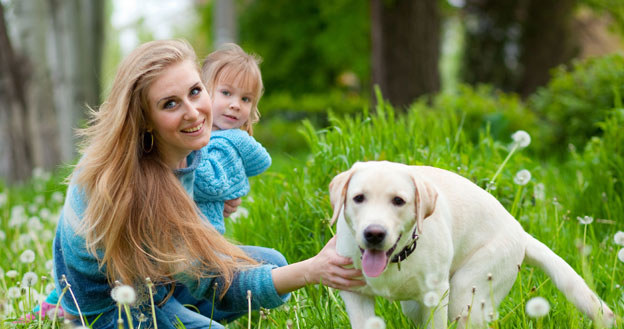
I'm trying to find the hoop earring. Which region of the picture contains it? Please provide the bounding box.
[143,131,154,153]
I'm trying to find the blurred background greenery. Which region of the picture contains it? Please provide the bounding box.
[0,0,623,183]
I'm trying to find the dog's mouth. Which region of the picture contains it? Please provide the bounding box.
[359,233,402,278]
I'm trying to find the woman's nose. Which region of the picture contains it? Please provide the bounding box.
[183,101,200,121]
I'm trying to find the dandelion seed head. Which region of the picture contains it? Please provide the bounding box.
[21,272,38,287]
[20,249,35,264]
[425,272,443,290]
[533,183,545,201]
[112,285,136,305]
[614,232,624,246]
[526,296,550,318]
[0,230,5,241]
[618,248,624,263]
[45,260,54,271]
[6,270,18,279]
[514,170,531,186]
[511,130,531,149]
[286,319,294,329]
[423,291,439,308]
[364,316,386,329]
[577,215,594,225]
[52,191,65,204]
[7,287,21,299]
[0,192,6,206]
[45,283,56,295]
[28,217,43,231]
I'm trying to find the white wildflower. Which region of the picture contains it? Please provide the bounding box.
[525,296,550,318]
[533,183,545,201]
[20,249,36,264]
[577,216,594,225]
[112,285,136,305]
[0,230,5,241]
[8,212,26,228]
[514,170,531,186]
[28,216,43,231]
[364,316,386,329]
[618,248,624,263]
[423,291,440,308]
[51,191,65,204]
[6,270,18,279]
[34,195,45,205]
[39,208,51,221]
[45,282,56,295]
[45,259,54,271]
[511,130,531,149]
[21,272,38,287]
[614,231,624,246]
[7,287,21,299]
[229,206,249,222]
[28,204,38,214]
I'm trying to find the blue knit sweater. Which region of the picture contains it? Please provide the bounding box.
[52,150,285,321]
[194,129,271,234]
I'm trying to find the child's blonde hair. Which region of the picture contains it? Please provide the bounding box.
[202,43,263,135]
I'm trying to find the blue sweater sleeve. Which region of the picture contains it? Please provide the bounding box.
[194,129,271,202]
[177,264,288,312]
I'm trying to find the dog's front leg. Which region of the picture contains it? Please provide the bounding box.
[340,290,375,329]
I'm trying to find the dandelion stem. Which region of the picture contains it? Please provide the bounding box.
[63,279,86,328]
[37,278,45,329]
[487,144,518,192]
[610,251,617,291]
[51,286,69,329]
[123,304,134,328]
[510,185,524,218]
[247,290,252,329]
[146,278,158,329]
[209,282,217,329]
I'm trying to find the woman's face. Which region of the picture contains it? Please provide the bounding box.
[147,60,212,169]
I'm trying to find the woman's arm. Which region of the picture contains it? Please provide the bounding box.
[271,236,365,294]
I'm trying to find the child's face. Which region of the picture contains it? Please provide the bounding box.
[211,82,255,130]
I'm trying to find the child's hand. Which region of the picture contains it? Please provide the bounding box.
[224,198,241,217]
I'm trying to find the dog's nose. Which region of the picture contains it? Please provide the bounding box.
[363,225,386,245]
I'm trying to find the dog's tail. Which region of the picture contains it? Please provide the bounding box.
[523,233,615,327]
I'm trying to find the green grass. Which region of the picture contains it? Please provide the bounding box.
[1,100,623,328]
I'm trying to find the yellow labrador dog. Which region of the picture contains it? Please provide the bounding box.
[329,161,614,329]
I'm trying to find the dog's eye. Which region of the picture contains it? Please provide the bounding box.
[353,194,365,203]
[392,196,406,206]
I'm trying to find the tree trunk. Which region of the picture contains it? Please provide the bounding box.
[518,0,578,96]
[371,0,440,110]
[0,4,34,183]
[0,0,103,184]
[214,0,237,48]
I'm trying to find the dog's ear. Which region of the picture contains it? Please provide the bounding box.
[412,175,438,234]
[329,168,355,225]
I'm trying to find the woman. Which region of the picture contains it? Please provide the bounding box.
[52,39,362,329]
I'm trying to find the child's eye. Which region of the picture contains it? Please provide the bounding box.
[242,96,252,103]
[221,90,231,96]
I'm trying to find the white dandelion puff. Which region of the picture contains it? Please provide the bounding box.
[533,183,545,201]
[6,270,18,279]
[34,195,45,205]
[618,248,624,263]
[614,231,624,246]
[526,296,550,318]
[28,217,43,231]
[514,170,531,186]
[229,206,249,222]
[577,216,594,225]
[0,192,6,206]
[51,191,65,203]
[21,272,38,287]
[511,130,531,149]
[20,249,36,264]
[423,291,440,308]
[7,287,21,299]
[112,285,136,305]
[0,230,5,241]
[45,260,54,271]
[364,316,386,329]
[45,283,56,295]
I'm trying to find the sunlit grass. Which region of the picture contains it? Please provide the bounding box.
[1,101,622,328]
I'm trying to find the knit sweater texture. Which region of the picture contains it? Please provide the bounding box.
[52,150,285,320]
[194,129,271,234]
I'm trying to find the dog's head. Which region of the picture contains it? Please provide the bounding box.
[329,161,438,277]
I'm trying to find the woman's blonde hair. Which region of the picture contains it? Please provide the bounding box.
[201,43,264,135]
[73,39,254,297]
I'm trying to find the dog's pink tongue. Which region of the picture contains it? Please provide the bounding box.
[361,249,388,277]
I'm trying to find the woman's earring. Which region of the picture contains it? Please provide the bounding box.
[143,130,154,153]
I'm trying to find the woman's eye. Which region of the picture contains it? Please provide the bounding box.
[392,197,406,206]
[190,87,201,96]
[353,194,365,203]
[164,100,177,109]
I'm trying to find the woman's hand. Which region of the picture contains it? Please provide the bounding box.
[271,236,365,295]
[223,198,241,217]
[304,236,365,290]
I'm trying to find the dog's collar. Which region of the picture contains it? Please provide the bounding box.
[390,226,419,265]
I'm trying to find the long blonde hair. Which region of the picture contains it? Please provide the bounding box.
[201,43,264,135]
[73,39,254,296]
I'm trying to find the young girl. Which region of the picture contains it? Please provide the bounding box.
[193,43,269,234]
[48,39,363,329]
